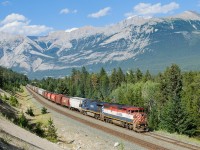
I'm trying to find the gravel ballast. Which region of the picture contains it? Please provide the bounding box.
[27,87,200,150]
[27,88,145,150]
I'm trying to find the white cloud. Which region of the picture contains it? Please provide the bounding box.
[88,7,111,18]
[60,8,70,14]
[125,2,179,17]
[1,1,10,6]
[1,13,27,25]
[60,8,78,14]
[0,13,53,36]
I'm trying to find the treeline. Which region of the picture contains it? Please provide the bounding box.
[0,66,28,93]
[32,65,200,137]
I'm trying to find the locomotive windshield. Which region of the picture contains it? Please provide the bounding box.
[129,109,144,113]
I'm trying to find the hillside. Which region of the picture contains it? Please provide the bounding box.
[0,11,200,78]
[0,88,64,150]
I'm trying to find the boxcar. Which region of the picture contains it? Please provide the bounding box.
[61,96,70,107]
[43,91,47,98]
[47,92,52,100]
[69,97,86,111]
[50,93,57,102]
[55,94,63,104]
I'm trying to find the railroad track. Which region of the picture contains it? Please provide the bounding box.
[144,132,200,150]
[27,87,199,150]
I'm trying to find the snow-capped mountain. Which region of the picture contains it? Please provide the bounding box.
[1,11,200,78]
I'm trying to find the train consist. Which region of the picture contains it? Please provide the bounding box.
[27,85,148,132]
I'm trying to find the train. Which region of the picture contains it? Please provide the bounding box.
[27,84,148,132]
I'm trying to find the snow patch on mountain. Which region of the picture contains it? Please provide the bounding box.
[29,50,53,58]
[32,58,43,71]
[1,11,200,77]
[65,28,78,33]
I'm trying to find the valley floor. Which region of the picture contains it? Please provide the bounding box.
[1,87,200,150]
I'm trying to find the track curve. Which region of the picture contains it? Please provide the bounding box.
[27,87,198,150]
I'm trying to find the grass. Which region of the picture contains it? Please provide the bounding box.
[0,87,59,147]
[155,130,200,145]
[16,86,51,126]
[17,87,58,142]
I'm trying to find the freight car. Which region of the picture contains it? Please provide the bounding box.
[69,97,86,111]
[60,96,70,107]
[47,92,52,100]
[27,84,148,132]
[43,91,48,98]
[50,93,57,102]
[38,88,45,96]
[55,94,63,104]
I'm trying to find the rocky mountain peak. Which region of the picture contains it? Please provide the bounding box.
[0,11,200,78]
[168,11,200,20]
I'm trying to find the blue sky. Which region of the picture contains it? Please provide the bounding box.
[0,0,200,36]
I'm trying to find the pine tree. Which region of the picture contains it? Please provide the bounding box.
[148,106,159,130]
[126,70,136,84]
[99,69,109,100]
[117,88,125,104]
[143,70,152,82]
[159,99,175,132]
[181,72,200,136]
[56,79,69,94]
[116,67,125,87]
[135,68,143,82]
[110,68,117,91]
[158,64,194,134]
[79,67,89,97]
[46,118,58,142]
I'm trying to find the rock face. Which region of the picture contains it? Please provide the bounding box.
[0,11,200,78]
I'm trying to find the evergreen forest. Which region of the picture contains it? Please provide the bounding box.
[31,64,200,137]
[0,66,28,93]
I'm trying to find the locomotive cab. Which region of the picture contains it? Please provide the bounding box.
[127,107,148,132]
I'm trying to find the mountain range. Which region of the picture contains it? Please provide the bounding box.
[0,11,200,78]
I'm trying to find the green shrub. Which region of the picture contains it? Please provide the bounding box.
[34,122,45,137]
[3,94,9,101]
[41,107,47,114]
[19,88,24,93]
[26,107,34,116]
[118,142,125,150]
[46,118,58,142]
[9,96,18,107]
[18,113,28,128]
